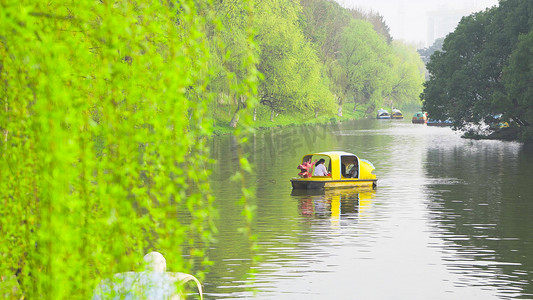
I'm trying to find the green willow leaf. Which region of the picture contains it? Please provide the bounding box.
[0,0,258,298]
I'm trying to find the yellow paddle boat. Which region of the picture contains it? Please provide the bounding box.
[391,108,404,119]
[292,151,377,189]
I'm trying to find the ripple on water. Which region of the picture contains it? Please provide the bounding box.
[205,120,533,299]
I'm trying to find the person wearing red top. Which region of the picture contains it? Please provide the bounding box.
[297,158,316,178]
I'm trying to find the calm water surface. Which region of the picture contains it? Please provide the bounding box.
[202,119,533,299]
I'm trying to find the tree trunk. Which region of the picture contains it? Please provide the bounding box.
[353,102,357,112]
[315,111,318,118]
[253,108,256,122]
[270,109,275,121]
[230,95,247,128]
[3,97,7,149]
[229,106,240,128]
[336,94,342,117]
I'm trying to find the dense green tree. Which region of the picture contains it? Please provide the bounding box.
[491,0,533,130]
[422,9,497,125]
[498,31,533,128]
[418,37,444,65]
[422,0,533,138]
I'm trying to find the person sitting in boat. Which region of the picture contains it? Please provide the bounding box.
[343,158,358,178]
[348,159,358,178]
[297,158,316,178]
[313,159,329,176]
[341,162,347,177]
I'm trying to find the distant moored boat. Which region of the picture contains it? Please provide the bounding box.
[391,109,403,119]
[412,112,427,124]
[376,109,391,119]
[427,119,452,126]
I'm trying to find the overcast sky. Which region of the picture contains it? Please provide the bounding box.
[334,0,499,47]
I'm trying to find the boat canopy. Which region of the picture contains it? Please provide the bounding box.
[301,151,375,180]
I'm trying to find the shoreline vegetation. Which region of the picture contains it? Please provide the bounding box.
[213,103,365,135]
[204,0,427,136]
[213,103,424,135]
[214,102,529,143]
[462,127,523,142]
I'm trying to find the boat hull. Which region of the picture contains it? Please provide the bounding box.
[291,178,377,189]
[427,122,451,126]
[427,120,452,126]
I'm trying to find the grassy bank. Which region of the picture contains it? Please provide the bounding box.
[212,103,373,135]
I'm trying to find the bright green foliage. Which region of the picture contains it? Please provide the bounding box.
[254,0,334,118]
[212,0,424,124]
[299,0,352,59]
[211,0,259,127]
[347,8,392,44]
[387,41,426,107]
[0,0,257,298]
[422,0,533,138]
[337,20,392,109]
[331,20,423,112]
[298,0,423,116]
[300,0,391,57]
[208,0,425,125]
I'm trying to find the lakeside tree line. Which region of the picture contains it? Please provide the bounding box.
[422,0,533,140]
[213,0,425,125]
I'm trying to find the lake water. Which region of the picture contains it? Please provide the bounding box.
[202,119,533,299]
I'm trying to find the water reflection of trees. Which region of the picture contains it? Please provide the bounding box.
[424,143,533,298]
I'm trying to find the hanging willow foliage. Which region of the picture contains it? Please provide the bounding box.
[0,0,257,298]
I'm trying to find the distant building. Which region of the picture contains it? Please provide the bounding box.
[426,8,473,47]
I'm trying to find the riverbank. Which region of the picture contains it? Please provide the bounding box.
[212,103,368,135]
[462,127,525,142]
